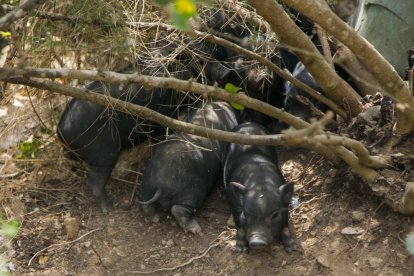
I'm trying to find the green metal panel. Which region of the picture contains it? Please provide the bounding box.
[349,0,414,76]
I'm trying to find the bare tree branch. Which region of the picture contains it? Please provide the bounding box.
[18,3,347,119]
[280,0,414,140]
[129,21,348,119]
[248,0,363,117]
[0,66,309,129]
[333,40,383,96]
[1,71,384,181]
[0,0,46,28]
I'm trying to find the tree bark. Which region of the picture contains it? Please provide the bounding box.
[248,0,363,117]
[280,0,414,140]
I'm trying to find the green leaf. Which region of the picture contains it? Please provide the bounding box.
[224,83,239,94]
[172,11,191,31]
[224,83,245,111]
[230,102,245,111]
[0,219,20,238]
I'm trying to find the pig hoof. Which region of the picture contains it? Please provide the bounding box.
[283,241,297,254]
[151,214,160,223]
[171,205,202,235]
[98,197,113,213]
[234,245,249,253]
[183,221,202,235]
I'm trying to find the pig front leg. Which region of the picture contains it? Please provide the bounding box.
[171,205,202,235]
[235,227,249,253]
[86,166,113,213]
[281,225,297,253]
[141,204,161,223]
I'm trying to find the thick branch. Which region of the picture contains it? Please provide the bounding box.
[0,76,342,156]
[328,144,378,182]
[333,41,382,96]
[1,69,383,181]
[281,0,414,137]
[284,112,387,178]
[249,0,363,117]
[0,66,308,129]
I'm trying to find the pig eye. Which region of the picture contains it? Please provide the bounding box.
[271,211,281,220]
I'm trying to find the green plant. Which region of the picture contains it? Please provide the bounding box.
[16,135,42,160]
[0,218,19,238]
[0,216,19,276]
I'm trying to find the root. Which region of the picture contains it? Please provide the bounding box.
[118,231,233,275]
[27,228,102,266]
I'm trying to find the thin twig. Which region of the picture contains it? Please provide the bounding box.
[119,231,232,275]
[0,0,46,28]
[0,171,23,178]
[128,21,347,119]
[129,172,140,206]
[25,86,48,130]
[316,24,333,66]
[291,194,329,211]
[27,228,101,266]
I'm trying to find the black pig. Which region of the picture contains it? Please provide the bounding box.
[139,101,239,234]
[57,65,191,212]
[283,61,326,119]
[223,122,295,252]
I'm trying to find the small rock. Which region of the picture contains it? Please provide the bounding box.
[166,239,174,247]
[294,266,307,275]
[140,264,146,270]
[64,216,79,240]
[368,257,383,268]
[84,241,91,248]
[236,254,247,265]
[281,260,287,267]
[113,247,127,257]
[329,240,340,253]
[341,227,364,235]
[291,197,300,209]
[317,256,330,268]
[173,273,181,276]
[6,248,16,257]
[7,262,15,273]
[150,254,160,260]
[38,255,48,265]
[351,211,365,222]
[101,257,114,268]
[227,215,235,228]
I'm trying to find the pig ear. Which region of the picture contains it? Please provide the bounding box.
[230,182,247,193]
[279,182,294,204]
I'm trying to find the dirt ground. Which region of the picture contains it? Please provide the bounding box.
[1,94,414,276]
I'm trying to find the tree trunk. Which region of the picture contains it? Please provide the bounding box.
[248,0,363,117]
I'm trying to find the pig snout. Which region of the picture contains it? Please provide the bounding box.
[248,233,270,249]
